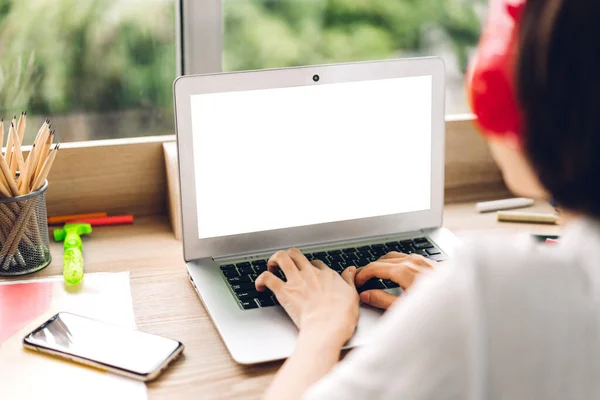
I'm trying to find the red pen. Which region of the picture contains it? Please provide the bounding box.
[66,215,134,226]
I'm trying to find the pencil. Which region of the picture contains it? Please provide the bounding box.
[10,124,25,175]
[31,143,59,191]
[18,144,35,193]
[5,119,14,171]
[0,150,19,196]
[8,123,19,177]
[32,130,52,186]
[0,118,4,156]
[33,118,49,148]
[48,212,108,225]
[16,112,26,143]
[497,211,559,224]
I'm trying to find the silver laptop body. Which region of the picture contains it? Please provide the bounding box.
[174,58,459,364]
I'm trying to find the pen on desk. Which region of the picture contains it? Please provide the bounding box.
[48,212,108,225]
[497,211,559,224]
[476,197,534,213]
[66,215,134,226]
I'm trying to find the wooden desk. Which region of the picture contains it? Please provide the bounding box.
[1,202,560,399]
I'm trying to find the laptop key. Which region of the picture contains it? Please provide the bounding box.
[426,248,442,256]
[252,259,267,266]
[400,239,413,245]
[257,288,273,298]
[330,262,344,273]
[276,269,287,282]
[241,300,259,310]
[249,273,259,281]
[413,237,428,243]
[236,261,251,268]
[223,269,239,278]
[236,291,260,301]
[341,259,357,268]
[382,279,400,289]
[228,275,251,284]
[357,245,371,252]
[358,278,386,292]
[384,244,400,252]
[253,264,267,274]
[258,297,275,307]
[356,258,370,267]
[414,241,434,249]
[371,249,386,257]
[220,264,235,270]
[415,249,428,257]
[342,247,356,254]
[329,255,343,263]
[238,265,254,275]
[231,283,256,292]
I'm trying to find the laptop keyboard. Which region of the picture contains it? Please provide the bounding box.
[219,237,445,310]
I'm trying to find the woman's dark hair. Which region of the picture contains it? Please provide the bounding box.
[517,0,600,217]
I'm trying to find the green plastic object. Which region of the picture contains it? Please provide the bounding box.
[53,223,92,284]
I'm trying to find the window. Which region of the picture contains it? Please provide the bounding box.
[0,0,177,143]
[183,0,486,115]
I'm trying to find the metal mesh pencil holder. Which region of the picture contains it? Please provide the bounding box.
[0,181,51,276]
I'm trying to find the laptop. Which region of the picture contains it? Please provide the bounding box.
[174,57,459,364]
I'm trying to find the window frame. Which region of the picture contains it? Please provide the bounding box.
[180,0,222,74]
[180,1,478,117]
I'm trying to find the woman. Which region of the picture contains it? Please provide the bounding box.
[256,0,600,398]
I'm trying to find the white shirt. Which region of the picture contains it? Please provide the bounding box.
[304,217,600,400]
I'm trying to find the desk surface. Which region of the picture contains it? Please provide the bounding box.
[1,202,560,399]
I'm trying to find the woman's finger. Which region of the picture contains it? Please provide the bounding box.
[405,254,435,268]
[286,248,314,271]
[268,250,301,279]
[360,289,397,309]
[379,251,410,260]
[354,262,401,287]
[341,266,357,286]
[255,271,285,293]
[392,264,420,289]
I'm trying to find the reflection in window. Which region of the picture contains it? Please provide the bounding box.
[0,0,176,143]
[223,0,486,114]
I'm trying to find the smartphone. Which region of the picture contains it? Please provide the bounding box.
[23,312,184,382]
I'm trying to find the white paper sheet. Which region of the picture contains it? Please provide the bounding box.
[0,272,147,400]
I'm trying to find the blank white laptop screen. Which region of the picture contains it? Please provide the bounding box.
[190,75,432,239]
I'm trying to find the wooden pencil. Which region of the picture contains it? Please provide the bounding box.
[0,118,4,156]
[33,119,49,149]
[32,144,59,191]
[16,112,26,143]
[34,130,53,180]
[0,149,20,197]
[5,118,14,172]
[31,128,51,185]
[8,123,19,177]
[18,144,35,193]
[10,124,25,175]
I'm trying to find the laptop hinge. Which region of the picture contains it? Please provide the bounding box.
[213,228,433,262]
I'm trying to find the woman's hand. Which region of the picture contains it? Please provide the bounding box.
[355,252,435,309]
[255,248,360,344]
